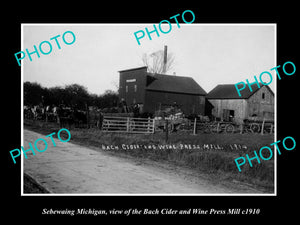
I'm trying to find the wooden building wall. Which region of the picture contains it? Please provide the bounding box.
[208,85,274,124]
[119,68,147,106]
[247,85,274,119]
[144,90,205,115]
[209,99,247,124]
[119,67,206,116]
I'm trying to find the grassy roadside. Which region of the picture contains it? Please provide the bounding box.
[24,120,275,192]
[24,173,50,193]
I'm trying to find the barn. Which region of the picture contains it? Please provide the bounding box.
[206,84,274,124]
[118,66,207,116]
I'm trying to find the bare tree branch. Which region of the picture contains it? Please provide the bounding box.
[141,49,175,75]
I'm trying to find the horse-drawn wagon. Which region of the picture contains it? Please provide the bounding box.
[197,116,274,134]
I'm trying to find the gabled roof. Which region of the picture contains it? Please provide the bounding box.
[206,83,274,99]
[118,66,147,73]
[146,73,207,95]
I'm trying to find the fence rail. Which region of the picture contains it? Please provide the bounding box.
[102,116,155,134]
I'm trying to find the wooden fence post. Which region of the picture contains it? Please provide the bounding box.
[152,118,155,134]
[240,123,244,134]
[261,119,265,135]
[165,120,169,142]
[126,117,130,132]
[270,124,274,134]
[85,103,89,129]
[193,118,197,135]
[147,117,150,133]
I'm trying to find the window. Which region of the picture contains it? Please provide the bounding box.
[223,109,235,122]
[134,84,137,92]
[262,93,265,99]
[126,85,128,93]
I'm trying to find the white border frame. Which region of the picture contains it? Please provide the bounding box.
[20,23,277,196]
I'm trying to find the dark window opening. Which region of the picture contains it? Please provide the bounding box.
[223,109,235,122]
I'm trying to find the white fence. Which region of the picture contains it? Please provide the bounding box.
[102,116,155,134]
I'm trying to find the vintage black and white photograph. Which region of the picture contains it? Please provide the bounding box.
[21,24,276,195]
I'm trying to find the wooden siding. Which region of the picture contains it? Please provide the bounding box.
[144,90,206,115]
[208,85,274,124]
[209,99,247,124]
[247,85,274,119]
[119,67,206,116]
[119,68,148,106]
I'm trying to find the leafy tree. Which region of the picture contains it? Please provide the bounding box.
[64,84,90,109]
[24,81,46,106]
[101,90,119,108]
[46,86,65,106]
[23,81,118,110]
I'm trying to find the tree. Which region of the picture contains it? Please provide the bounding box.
[24,81,46,106]
[23,82,118,110]
[88,90,118,109]
[47,86,65,106]
[63,84,90,109]
[142,49,175,74]
[102,90,119,108]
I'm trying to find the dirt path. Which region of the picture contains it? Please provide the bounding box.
[23,129,262,194]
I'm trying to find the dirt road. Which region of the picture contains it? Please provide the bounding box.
[23,129,262,194]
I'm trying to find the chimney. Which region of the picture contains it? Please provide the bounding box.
[162,45,167,74]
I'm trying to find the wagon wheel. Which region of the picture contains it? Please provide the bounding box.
[271,125,275,133]
[164,122,173,133]
[203,124,211,133]
[169,123,174,133]
[210,124,219,133]
[174,123,182,132]
[244,125,254,134]
[250,123,260,133]
[263,124,275,134]
[225,124,235,133]
[218,123,225,133]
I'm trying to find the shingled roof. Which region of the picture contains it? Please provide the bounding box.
[146,74,207,95]
[206,83,274,99]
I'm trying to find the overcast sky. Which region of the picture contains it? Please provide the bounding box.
[22,24,275,95]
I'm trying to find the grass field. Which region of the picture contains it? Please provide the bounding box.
[24,119,275,192]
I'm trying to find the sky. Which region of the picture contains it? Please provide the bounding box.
[22,24,275,95]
